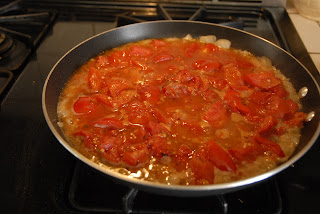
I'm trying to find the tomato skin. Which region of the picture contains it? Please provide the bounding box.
[73,96,96,114]
[254,135,285,157]
[243,71,281,89]
[93,118,124,129]
[153,52,174,63]
[206,140,237,172]
[96,56,109,67]
[203,101,229,128]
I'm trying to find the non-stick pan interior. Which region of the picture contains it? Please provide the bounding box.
[43,21,320,196]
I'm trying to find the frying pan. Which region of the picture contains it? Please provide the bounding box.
[42,21,320,197]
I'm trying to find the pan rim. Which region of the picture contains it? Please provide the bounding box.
[42,20,320,195]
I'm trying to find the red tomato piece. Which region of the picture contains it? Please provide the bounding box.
[94,93,114,108]
[201,43,220,53]
[73,130,95,149]
[224,64,247,90]
[108,50,130,67]
[96,56,109,67]
[93,118,124,129]
[98,136,122,164]
[201,88,219,102]
[132,60,150,71]
[150,39,168,48]
[73,96,96,114]
[206,140,237,172]
[122,144,149,166]
[153,52,174,63]
[138,85,161,104]
[258,116,278,134]
[243,71,281,89]
[234,59,254,69]
[284,112,307,127]
[254,135,285,157]
[224,89,253,116]
[268,83,289,98]
[192,59,222,72]
[203,101,229,128]
[147,136,169,157]
[229,139,264,162]
[207,77,227,90]
[185,42,201,58]
[129,45,152,57]
[107,78,131,97]
[88,67,102,91]
[145,121,171,136]
[189,154,215,184]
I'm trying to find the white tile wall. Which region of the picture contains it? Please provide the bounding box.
[287,1,320,73]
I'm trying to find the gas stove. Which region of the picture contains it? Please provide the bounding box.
[1,1,319,213]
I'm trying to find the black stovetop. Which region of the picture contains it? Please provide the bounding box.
[0,1,320,214]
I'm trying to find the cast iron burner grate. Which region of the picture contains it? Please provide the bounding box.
[0,0,56,71]
[68,161,282,214]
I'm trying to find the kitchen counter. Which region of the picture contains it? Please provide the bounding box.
[287,1,320,73]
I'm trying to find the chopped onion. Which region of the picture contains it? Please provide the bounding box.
[183,34,193,41]
[215,39,231,49]
[199,35,217,43]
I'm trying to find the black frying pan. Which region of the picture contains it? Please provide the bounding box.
[42,21,320,197]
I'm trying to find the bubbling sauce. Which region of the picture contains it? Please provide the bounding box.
[58,35,306,185]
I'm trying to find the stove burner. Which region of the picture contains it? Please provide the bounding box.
[0,0,56,71]
[0,69,13,101]
[0,33,14,57]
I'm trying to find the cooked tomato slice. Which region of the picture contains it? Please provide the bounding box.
[206,140,237,172]
[88,67,102,91]
[73,130,95,149]
[189,149,215,184]
[229,139,264,162]
[192,59,222,72]
[201,43,220,53]
[93,118,124,129]
[254,135,285,157]
[73,96,96,114]
[203,101,229,128]
[129,45,152,57]
[98,136,122,164]
[122,144,149,166]
[224,89,253,116]
[138,85,161,104]
[284,112,307,127]
[258,116,278,134]
[224,64,248,90]
[153,52,174,63]
[150,39,168,48]
[96,56,109,67]
[107,78,131,97]
[185,42,201,57]
[147,135,169,158]
[207,77,227,90]
[243,71,281,89]
[94,93,114,108]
